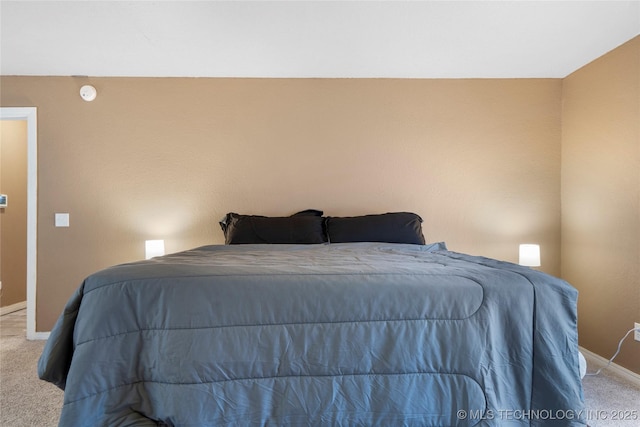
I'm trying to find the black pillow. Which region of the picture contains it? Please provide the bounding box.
[290,209,324,217]
[220,210,326,244]
[325,212,426,244]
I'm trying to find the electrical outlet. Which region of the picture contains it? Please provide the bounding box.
[635,323,640,342]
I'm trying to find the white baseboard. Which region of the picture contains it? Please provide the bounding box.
[579,346,640,387]
[28,331,50,341]
[0,300,27,316]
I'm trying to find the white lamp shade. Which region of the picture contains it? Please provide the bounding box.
[145,240,165,259]
[519,244,541,267]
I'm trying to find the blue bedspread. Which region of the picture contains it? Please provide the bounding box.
[39,242,586,426]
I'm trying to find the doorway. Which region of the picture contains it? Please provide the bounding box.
[0,108,38,339]
[0,120,28,314]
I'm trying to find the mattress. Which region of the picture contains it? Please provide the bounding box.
[38,242,586,426]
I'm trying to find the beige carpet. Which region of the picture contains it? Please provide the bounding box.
[581,367,640,427]
[0,335,63,426]
[1,314,639,426]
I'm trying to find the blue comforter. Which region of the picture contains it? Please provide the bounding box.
[39,242,586,426]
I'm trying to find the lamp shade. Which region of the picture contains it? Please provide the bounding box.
[145,240,165,259]
[519,244,540,267]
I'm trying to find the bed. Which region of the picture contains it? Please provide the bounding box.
[38,212,586,426]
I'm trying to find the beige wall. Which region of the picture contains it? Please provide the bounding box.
[0,120,28,307]
[562,36,640,374]
[0,77,562,332]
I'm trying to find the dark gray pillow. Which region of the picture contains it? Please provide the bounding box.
[325,212,425,244]
[220,210,326,244]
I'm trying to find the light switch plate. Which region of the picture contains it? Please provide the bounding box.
[55,213,70,227]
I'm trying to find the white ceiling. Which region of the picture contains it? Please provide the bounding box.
[1,1,639,78]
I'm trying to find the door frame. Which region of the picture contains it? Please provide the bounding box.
[0,107,40,339]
